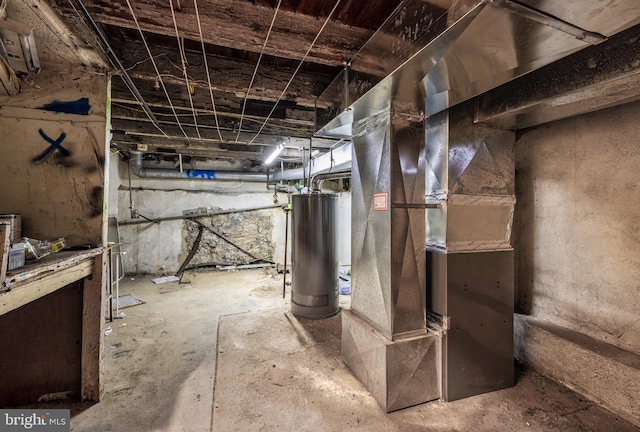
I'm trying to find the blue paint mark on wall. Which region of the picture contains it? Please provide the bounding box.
[32,129,70,163]
[185,170,217,179]
[41,97,91,115]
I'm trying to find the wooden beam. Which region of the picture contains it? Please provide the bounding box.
[110,98,315,133]
[112,133,307,162]
[110,39,334,107]
[73,0,372,67]
[0,223,9,286]
[113,140,267,160]
[111,117,338,147]
[81,251,107,401]
[111,117,293,146]
[113,142,267,160]
[109,80,317,136]
[111,115,313,142]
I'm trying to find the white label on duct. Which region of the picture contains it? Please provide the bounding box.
[373,192,388,211]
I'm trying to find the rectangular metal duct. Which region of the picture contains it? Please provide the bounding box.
[514,0,640,37]
[343,99,440,412]
[350,106,427,340]
[315,0,640,138]
[343,94,517,411]
[475,24,640,130]
[425,103,515,252]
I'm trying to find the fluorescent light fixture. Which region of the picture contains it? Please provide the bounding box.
[311,150,320,157]
[265,143,285,165]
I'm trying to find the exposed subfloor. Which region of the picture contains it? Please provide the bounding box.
[62,269,638,431]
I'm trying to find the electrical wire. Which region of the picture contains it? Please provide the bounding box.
[169,0,201,139]
[234,0,282,144]
[124,0,186,138]
[193,0,224,142]
[248,0,343,145]
[124,53,183,73]
[71,0,166,135]
[111,102,312,134]
[64,0,113,65]
[130,72,211,87]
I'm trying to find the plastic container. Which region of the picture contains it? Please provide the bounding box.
[8,244,24,270]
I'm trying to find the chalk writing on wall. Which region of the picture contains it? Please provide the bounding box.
[32,129,70,163]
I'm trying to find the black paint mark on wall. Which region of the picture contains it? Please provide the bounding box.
[88,186,103,218]
[41,98,91,116]
[53,151,78,169]
[84,157,106,174]
[32,129,72,163]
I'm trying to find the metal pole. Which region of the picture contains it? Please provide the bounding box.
[193,220,265,262]
[282,207,290,299]
[308,138,313,190]
[107,246,114,322]
[114,249,122,319]
[127,157,135,218]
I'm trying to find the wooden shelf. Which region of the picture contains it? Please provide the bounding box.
[1,248,103,317]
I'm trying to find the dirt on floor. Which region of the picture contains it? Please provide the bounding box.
[213,308,639,432]
[30,269,638,432]
[70,269,287,432]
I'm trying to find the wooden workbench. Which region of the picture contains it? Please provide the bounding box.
[0,248,106,404]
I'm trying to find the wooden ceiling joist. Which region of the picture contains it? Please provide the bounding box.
[110,38,335,108]
[68,0,372,66]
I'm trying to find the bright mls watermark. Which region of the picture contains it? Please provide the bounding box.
[0,410,69,432]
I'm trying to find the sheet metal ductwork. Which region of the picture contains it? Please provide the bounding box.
[425,101,516,402]
[475,23,640,130]
[342,101,440,412]
[315,0,640,139]
[342,95,515,411]
[332,0,640,413]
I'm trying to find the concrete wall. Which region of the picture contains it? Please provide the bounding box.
[111,158,352,274]
[515,100,640,355]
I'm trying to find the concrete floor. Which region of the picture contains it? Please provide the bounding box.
[64,269,637,431]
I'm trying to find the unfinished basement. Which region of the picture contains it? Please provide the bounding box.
[1,0,640,431]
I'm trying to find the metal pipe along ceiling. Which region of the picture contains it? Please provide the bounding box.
[128,144,352,182]
[129,152,268,181]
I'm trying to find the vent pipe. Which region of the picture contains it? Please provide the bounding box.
[129,151,268,182]
[129,143,352,183]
